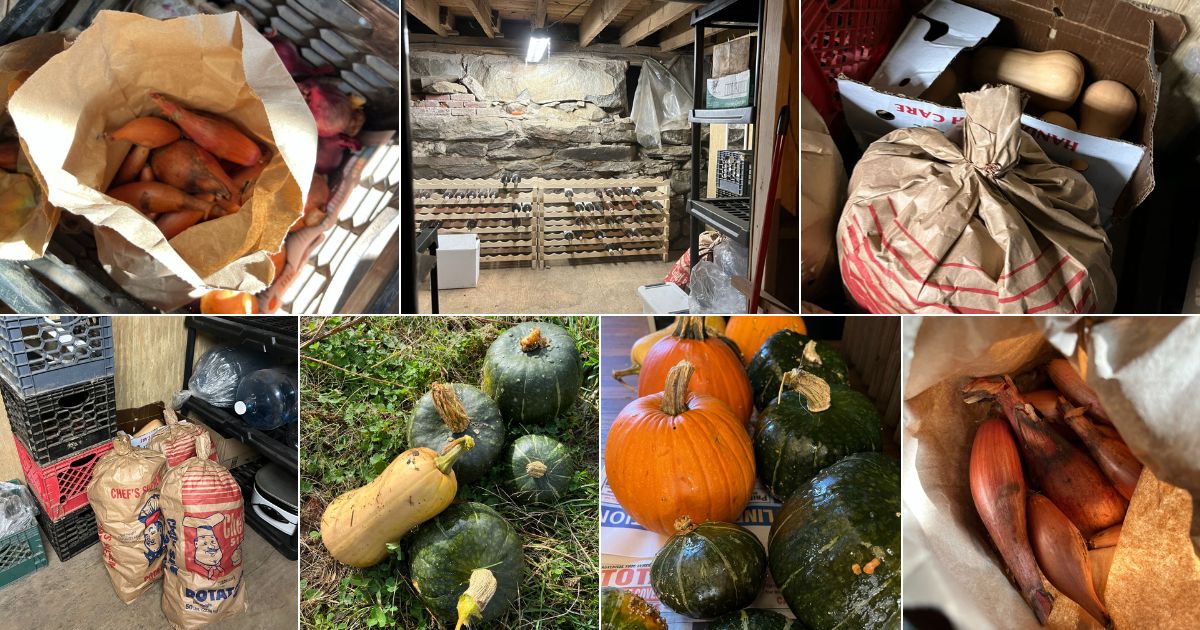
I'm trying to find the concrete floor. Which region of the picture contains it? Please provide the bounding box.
[420,260,676,313]
[0,525,296,630]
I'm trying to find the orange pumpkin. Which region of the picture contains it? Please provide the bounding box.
[725,316,807,364]
[200,290,258,314]
[606,360,755,535]
[638,317,752,421]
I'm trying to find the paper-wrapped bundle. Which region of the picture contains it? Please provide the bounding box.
[9,10,316,309]
[837,85,1116,314]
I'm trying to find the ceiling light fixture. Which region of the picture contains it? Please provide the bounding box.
[527,28,550,63]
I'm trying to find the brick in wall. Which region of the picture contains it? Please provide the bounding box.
[450,93,476,101]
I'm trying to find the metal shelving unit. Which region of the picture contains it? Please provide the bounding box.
[687,0,764,268]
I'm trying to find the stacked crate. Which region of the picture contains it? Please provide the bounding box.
[0,480,47,590]
[0,317,117,562]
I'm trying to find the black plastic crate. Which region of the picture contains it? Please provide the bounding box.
[1,376,116,467]
[0,317,114,397]
[34,502,98,563]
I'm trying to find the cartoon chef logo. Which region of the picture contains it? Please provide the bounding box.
[138,493,165,565]
[183,513,241,580]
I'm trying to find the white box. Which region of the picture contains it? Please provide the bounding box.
[437,233,479,289]
[638,282,689,314]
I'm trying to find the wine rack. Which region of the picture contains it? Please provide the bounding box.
[413,177,670,269]
[412,178,537,268]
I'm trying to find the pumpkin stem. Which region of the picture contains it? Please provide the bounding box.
[803,340,823,365]
[777,368,832,412]
[671,316,709,340]
[673,515,697,535]
[520,328,547,352]
[526,460,548,478]
[455,568,497,630]
[660,360,696,416]
[435,435,475,475]
[431,383,471,433]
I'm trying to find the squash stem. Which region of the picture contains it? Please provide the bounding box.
[436,436,475,475]
[660,360,696,415]
[526,460,548,479]
[455,568,497,630]
[520,327,547,352]
[431,383,471,433]
[778,368,832,412]
[671,316,708,340]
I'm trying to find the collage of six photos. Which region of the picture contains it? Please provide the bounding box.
[0,0,1194,629]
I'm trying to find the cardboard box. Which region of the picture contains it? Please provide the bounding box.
[713,35,753,78]
[188,416,261,469]
[437,233,479,289]
[116,402,169,448]
[836,0,1185,224]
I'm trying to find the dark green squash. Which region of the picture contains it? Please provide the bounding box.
[482,322,582,424]
[649,517,766,619]
[709,609,797,630]
[510,434,574,504]
[747,330,847,410]
[601,587,667,630]
[409,502,524,629]
[755,371,881,501]
[768,453,900,630]
[408,383,505,484]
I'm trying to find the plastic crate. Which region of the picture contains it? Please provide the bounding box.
[0,317,114,397]
[1,376,117,467]
[34,501,98,563]
[0,481,47,590]
[801,0,908,130]
[14,436,112,521]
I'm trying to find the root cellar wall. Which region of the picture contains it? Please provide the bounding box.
[409,50,694,252]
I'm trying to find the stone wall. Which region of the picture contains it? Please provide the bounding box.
[409,50,694,252]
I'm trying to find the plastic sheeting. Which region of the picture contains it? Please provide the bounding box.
[630,58,693,148]
[0,481,35,538]
[689,239,749,313]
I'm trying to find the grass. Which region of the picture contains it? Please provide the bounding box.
[298,316,599,630]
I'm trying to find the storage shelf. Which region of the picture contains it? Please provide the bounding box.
[183,397,297,474]
[230,460,297,561]
[688,198,752,245]
[184,317,297,357]
[693,0,760,28]
[689,107,755,125]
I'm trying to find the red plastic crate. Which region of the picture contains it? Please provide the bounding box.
[14,435,112,521]
[802,0,909,131]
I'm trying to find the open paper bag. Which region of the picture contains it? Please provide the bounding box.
[902,316,1200,629]
[9,10,316,309]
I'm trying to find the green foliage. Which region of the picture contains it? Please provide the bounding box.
[299,316,600,630]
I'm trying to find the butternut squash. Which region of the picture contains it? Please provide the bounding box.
[1079,80,1136,139]
[921,67,959,106]
[972,47,1084,110]
[320,436,474,568]
[1041,111,1077,130]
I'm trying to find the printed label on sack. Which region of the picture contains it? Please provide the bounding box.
[166,507,244,580]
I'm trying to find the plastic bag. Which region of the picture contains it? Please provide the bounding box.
[0,481,35,537]
[688,239,748,313]
[174,346,271,409]
[630,59,692,148]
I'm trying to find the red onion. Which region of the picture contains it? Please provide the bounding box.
[315,134,360,174]
[300,79,358,138]
[264,29,334,78]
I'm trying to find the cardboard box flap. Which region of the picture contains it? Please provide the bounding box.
[967,0,1186,59]
[870,0,1000,98]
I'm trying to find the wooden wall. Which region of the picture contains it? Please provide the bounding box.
[0,317,190,482]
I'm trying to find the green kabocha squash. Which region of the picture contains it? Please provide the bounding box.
[755,370,881,500]
[768,453,900,630]
[601,587,667,630]
[650,517,767,619]
[409,502,524,629]
[409,383,505,484]
[482,322,582,424]
[709,609,796,630]
[510,434,574,504]
[747,330,847,410]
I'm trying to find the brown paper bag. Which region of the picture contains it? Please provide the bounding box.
[837,85,1116,314]
[0,33,68,260]
[160,433,246,629]
[149,407,219,468]
[9,10,316,309]
[86,435,169,604]
[902,316,1200,629]
[800,95,845,301]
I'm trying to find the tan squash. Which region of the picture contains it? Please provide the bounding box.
[1079,80,1136,139]
[612,316,725,382]
[972,47,1084,110]
[1041,111,1077,130]
[320,436,474,568]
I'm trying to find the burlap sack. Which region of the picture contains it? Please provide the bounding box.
[800,95,846,301]
[160,433,246,629]
[148,407,218,468]
[86,435,168,604]
[836,85,1116,314]
[8,10,317,310]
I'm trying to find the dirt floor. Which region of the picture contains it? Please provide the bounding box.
[419,259,676,313]
[0,525,296,630]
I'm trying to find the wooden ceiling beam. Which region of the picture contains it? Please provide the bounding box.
[463,0,501,38]
[533,0,548,29]
[619,2,702,47]
[658,15,726,52]
[578,0,633,47]
[404,0,452,37]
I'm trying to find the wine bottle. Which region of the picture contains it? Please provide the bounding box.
[564,188,574,199]
[521,202,531,212]
[574,202,585,212]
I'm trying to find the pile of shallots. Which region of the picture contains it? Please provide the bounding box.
[963,358,1140,629]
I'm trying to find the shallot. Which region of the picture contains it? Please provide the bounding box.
[1027,494,1113,629]
[1057,399,1142,501]
[1046,359,1112,424]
